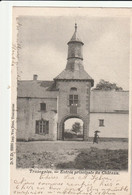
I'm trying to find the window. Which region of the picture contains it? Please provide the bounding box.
[69,95,78,106]
[69,94,78,114]
[70,87,77,91]
[99,119,104,127]
[40,103,46,111]
[36,120,49,134]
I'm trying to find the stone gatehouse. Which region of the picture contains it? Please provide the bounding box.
[17,24,129,141]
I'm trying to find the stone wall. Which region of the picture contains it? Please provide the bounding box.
[17,98,57,141]
[68,42,83,59]
[89,113,128,138]
[56,80,91,140]
[17,90,129,141]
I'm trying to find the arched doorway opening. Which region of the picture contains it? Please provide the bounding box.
[62,117,84,141]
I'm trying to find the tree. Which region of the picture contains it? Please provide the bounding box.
[72,122,81,135]
[93,79,123,91]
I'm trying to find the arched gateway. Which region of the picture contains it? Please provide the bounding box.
[60,115,85,140]
[54,24,94,141]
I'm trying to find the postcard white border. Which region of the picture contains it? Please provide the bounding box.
[0,2,132,195]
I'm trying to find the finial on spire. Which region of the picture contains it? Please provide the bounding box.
[75,23,77,32]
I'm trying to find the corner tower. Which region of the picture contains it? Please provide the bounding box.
[55,24,94,141]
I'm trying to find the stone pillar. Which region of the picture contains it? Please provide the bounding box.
[83,116,89,141]
[58,121,63,140]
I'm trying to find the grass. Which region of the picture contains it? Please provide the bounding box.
[16,141,128,170]
[17,151,56,168]
[56,148,128,170]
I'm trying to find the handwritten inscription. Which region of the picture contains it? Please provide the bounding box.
[12,171,129,195]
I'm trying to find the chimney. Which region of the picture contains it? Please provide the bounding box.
[33,74,38,80]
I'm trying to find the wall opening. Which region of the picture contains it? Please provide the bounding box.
[63,118,84,141]
[36,119,49,135]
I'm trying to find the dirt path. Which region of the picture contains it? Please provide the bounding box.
[17,140,128,153]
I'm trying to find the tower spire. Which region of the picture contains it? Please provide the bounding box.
[68,23,83,44]
[67,24,83,62]
[54,24,94,87]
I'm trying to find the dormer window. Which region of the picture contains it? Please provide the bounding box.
[40,103,46,111]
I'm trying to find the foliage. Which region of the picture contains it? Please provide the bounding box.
[77,134,83,138]
[72,122,81,134]
[93,79,123,91]
[64,132,77,139]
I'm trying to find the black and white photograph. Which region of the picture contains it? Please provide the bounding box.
[14,7,130,171]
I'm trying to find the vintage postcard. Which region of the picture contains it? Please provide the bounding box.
[11,7,131,195]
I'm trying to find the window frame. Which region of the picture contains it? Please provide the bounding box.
[70,87,77,92]
[99,119,104,127]
[40,103,46,111]
[69,94,79,106]
[36,119,49,135]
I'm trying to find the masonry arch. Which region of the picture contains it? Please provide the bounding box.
[60,115,86,141]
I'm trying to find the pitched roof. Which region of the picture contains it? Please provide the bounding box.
[54,69,94,86]
[17,80,58,98]
[90,90,129,113]
[54,24,93,85]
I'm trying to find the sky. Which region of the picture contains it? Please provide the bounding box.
[17,14,130,90]
[65,118,83,129]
